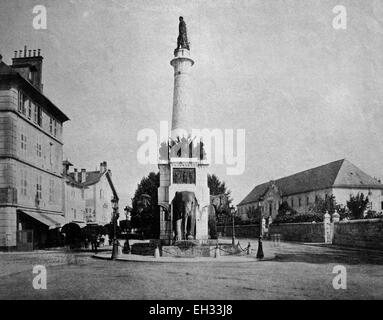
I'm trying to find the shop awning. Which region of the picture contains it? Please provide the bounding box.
[19,210,66,230]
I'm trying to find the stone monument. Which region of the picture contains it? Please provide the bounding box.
[158,17,210,245]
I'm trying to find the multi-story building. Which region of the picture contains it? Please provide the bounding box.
[0,48,69,250]
[67,161,117,227]
[62,160,86,227]
[238,159,383,221]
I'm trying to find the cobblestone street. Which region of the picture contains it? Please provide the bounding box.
[1,239,383,300]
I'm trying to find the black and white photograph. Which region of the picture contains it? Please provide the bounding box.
[1,0,383,306]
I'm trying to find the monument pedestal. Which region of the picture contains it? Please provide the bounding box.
[158,158,210,244]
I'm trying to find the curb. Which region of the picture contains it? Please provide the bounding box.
[92,253,275,263]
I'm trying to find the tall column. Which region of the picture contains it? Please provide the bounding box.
[170,48,195,139]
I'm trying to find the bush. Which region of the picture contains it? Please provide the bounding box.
[364,210,383,219]
[274,211,324,224]
[346,193,369,220]
[273,201,324,224]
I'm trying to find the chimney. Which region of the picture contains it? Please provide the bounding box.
[12,46,44,92]
[81,169,86,183]
[62,160,73,177]
[74,168,78,182]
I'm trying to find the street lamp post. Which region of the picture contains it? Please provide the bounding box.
[256,207,264,259]
[111,197,120,260]
[230,206,236,246]
[123,206,132,254]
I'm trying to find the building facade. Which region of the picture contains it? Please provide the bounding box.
[62,160,86,226]
[238,159,383,222]
[67,161,116,227]
[0,48,69,250]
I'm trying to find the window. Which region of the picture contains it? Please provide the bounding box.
[306,196,310,206]
[49,117,53,134]
[49,179,54,202]
[22,97,28,115]
[100,189,103,200]
[298,198,302,207]
[36,175,42,201]
[37,106,42,126]
[20,134,27,151]
[34,104,38,123]
[291,199,294,208]
[18,91,26,114]
[54,120,57,137]
[381,201,383,210]
[36,143,42,157]
[20,170,27,197]
[28,100,32,119]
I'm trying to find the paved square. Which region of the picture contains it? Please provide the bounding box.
[1,239,383,299]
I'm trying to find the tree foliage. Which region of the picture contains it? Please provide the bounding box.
[131,172,160,238]
[274,199,325,224]
[346,193,369,220]
[245,206,262,224]
[208,174,232,224]
[308,194,337,215]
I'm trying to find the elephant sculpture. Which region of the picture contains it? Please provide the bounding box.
[208,194,228,239]
[172,191,198,241]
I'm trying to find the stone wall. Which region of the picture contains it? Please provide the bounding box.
[217,225,260,238]
[269,222,326,243]
[333,218,383,250]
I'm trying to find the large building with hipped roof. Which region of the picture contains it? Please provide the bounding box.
[237,159,383,222]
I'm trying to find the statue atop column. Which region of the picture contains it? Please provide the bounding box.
[176,16,190,51]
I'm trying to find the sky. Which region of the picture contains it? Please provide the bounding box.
[1,0,383,207]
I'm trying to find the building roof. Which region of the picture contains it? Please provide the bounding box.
[64,173,86,188]
[67,170,106,187]
[0,60,70,122]
[0,61,18,75]
[238,159,382,206]
[67,169,119,201]
[83,171,105,186]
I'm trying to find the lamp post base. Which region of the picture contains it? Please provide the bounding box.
[123,239,131,254]
[111,239,120,260]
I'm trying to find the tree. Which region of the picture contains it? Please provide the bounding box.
[131,172,160,238]
[273,201,297,224]
[246,206,262,224]
[208,174,232,224]
[346,193,369,220]
[308,195,337,215]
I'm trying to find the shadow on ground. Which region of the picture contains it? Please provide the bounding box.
[273,245,383,265]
